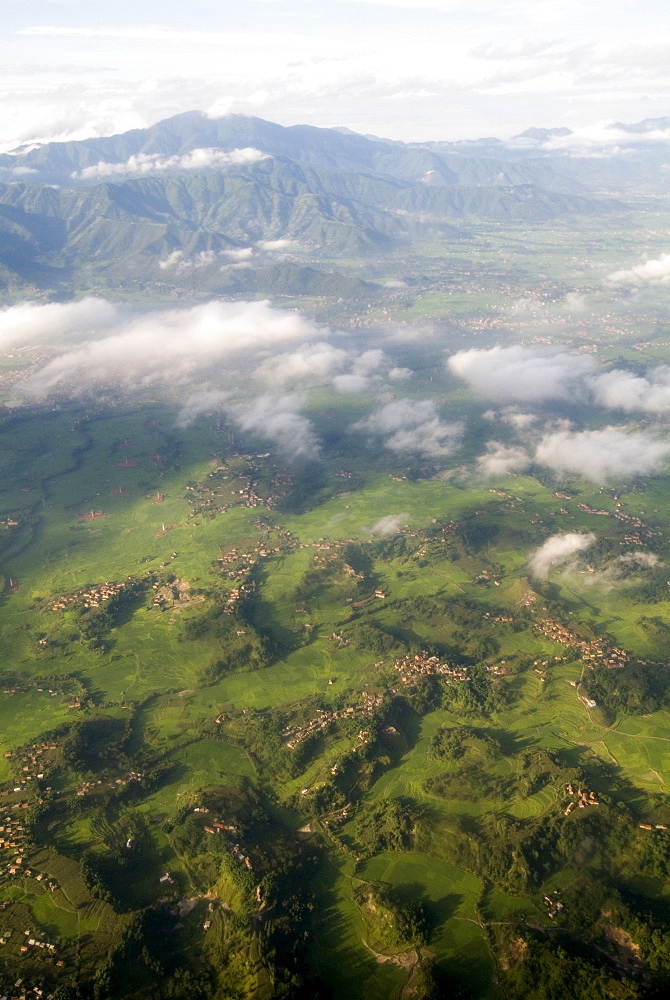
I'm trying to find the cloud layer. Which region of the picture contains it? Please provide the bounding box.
[12,299,319,398]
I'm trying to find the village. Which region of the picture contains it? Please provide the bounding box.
[73,769,144,801]
[393,650,469,687]
[48,579,126,613]
[534,619,629,669]
[185,455,292,518]
[276,650,468,755]
[215,527,296,614]
[281,690,386,751]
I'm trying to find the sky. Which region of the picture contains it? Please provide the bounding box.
[1,0,669,150]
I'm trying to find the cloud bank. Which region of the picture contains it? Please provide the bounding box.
[13,299,320,398]
[476,442,531,478]
[174,390,229,429]
[369,513,409,537]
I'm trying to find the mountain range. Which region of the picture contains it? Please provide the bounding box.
[0,111,667,298]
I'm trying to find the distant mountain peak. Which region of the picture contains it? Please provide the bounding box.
[516,126,572,140]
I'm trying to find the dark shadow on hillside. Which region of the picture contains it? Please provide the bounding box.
[309,859,378,985]
[483,728,534,756]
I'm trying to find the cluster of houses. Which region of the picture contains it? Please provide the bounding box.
[393,651,469,686]
[150,577,202,613]
[49,579,125,613]
[217,532,295,613]
[0,801,27,873]
[1,682,61,700]
[15,931,58,957]
[186,458,287,518]
[329,632,350,648]
[282,691,386,750]
[74,770,143,800]
[638,823,668,832]
[574,501,663,545]
[193,807,251,870]
[564,784,600,815]
[534,619,629,669]
[543,892,564,919]
[13,741,57,786]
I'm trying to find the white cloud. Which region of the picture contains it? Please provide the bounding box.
[388,366,413,380]
[158,250,221,271]
[223,247,255,261]
[534,426,670,482]
[450,345,670,417]
[352,349,386,376]
[15,298,321,398]
[528,531,596,580]
[254,342,347,385]
[607,252,670,286]
[233,395,320,460]
[353,398,464,458]
[0,297,121,349]
[540,121,670,157]
[448,345,596,403]
[333,373,374,394]
[482,406,537,428]
[74,147,267,180]
[476,441,531,478]
[259,239,295,250]
[369,513,410,536]
[174,390,228,428]
[587,367,670,413]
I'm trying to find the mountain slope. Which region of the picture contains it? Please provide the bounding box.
[0,111,642,297]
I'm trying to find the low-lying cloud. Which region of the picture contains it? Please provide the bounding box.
[476,442,531,478]
[369,513,409,537]
[450,344,670,415]
[534,426,670,482]
[14,298,320,398]
[448,345,596,403]
[74,147,267,180]
[0,297,121,350]
[607,252,670,286]
[254,343,393,394]
[233,395,320,460]
[353,399,464,458]
[587,367,670,413]
[174,390,228,428]
[528,532,596,580]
